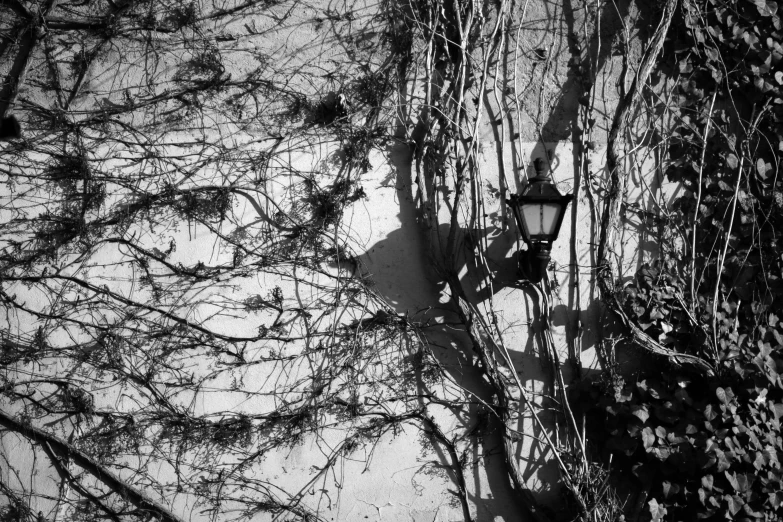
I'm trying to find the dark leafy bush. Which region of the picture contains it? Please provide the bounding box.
[577,363,783,520]
[582,0,783,519]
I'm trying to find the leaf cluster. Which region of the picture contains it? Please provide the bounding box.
[576,369,783,520]
[584,0,783,519]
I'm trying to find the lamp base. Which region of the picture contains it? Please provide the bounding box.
[518,243,551,283]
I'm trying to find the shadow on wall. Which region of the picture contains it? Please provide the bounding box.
[346,1,656,514]
[354,140,593,515]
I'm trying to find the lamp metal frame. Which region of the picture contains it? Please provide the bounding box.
[506,158,574,282]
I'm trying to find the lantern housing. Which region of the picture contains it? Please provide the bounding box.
[507,158,573,282]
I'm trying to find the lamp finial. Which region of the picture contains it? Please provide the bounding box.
[533,158,547,178]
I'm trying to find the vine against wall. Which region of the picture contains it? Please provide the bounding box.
[579,0,783,520]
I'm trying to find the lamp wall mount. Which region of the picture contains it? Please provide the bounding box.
[507,157,574,283]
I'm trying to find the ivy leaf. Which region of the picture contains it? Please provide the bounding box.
[773,328,783,347]
[763,446,779,463]
[752,55,774,75]
[773,403,783,419]
[648,498,667,521]
[770,491,783,508]
[726,153,739,169]
[754,76,775,92]
[725,471,753,493]
[716,387,731,404]
[642,426,656,449]
[701,452,717,469]
[632,404,650,423]
[753,450,768,470]
[776,71,783,85]
[716,450,732,472]
[653,446,671,460]
[662,481,681,498]
[744,29,761,49]
[756,0,779,16]
[705,404,719,421]
[726,494,744,515]
[747,430,763,450]
[616,386,634,402]
[702,474,714,490]
[647,380,662,399]
[725,471,739,491]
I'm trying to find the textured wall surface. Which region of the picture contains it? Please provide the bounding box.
[0,0,658,520]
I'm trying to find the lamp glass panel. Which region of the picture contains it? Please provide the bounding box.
[520,202,562,237]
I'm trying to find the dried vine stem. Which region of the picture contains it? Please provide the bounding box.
[448,281,553,522]
[0,410,186,522]
[417,411,473,521]
[427,1,557,516]
[425,0,600,515]
[595,0,715,377]
[0,1,468,518]
[598,0,678,265]
[0,1,59,120]
[690,92,717,306]
[709,104,769,354]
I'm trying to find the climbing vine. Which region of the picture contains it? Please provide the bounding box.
[582,0,783,520]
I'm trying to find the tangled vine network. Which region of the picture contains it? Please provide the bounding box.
[3,0,783,521]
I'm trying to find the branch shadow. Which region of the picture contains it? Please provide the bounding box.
[354,131,611,514]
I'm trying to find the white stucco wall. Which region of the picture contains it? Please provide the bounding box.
[0,0,661,520]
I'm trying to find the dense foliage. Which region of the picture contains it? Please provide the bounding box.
[583,0,783,519]
[11,0,783,519]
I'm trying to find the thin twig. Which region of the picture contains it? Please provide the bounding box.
[690,92,717,307]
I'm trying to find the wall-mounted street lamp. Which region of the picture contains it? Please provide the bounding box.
[507,158,573,283]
